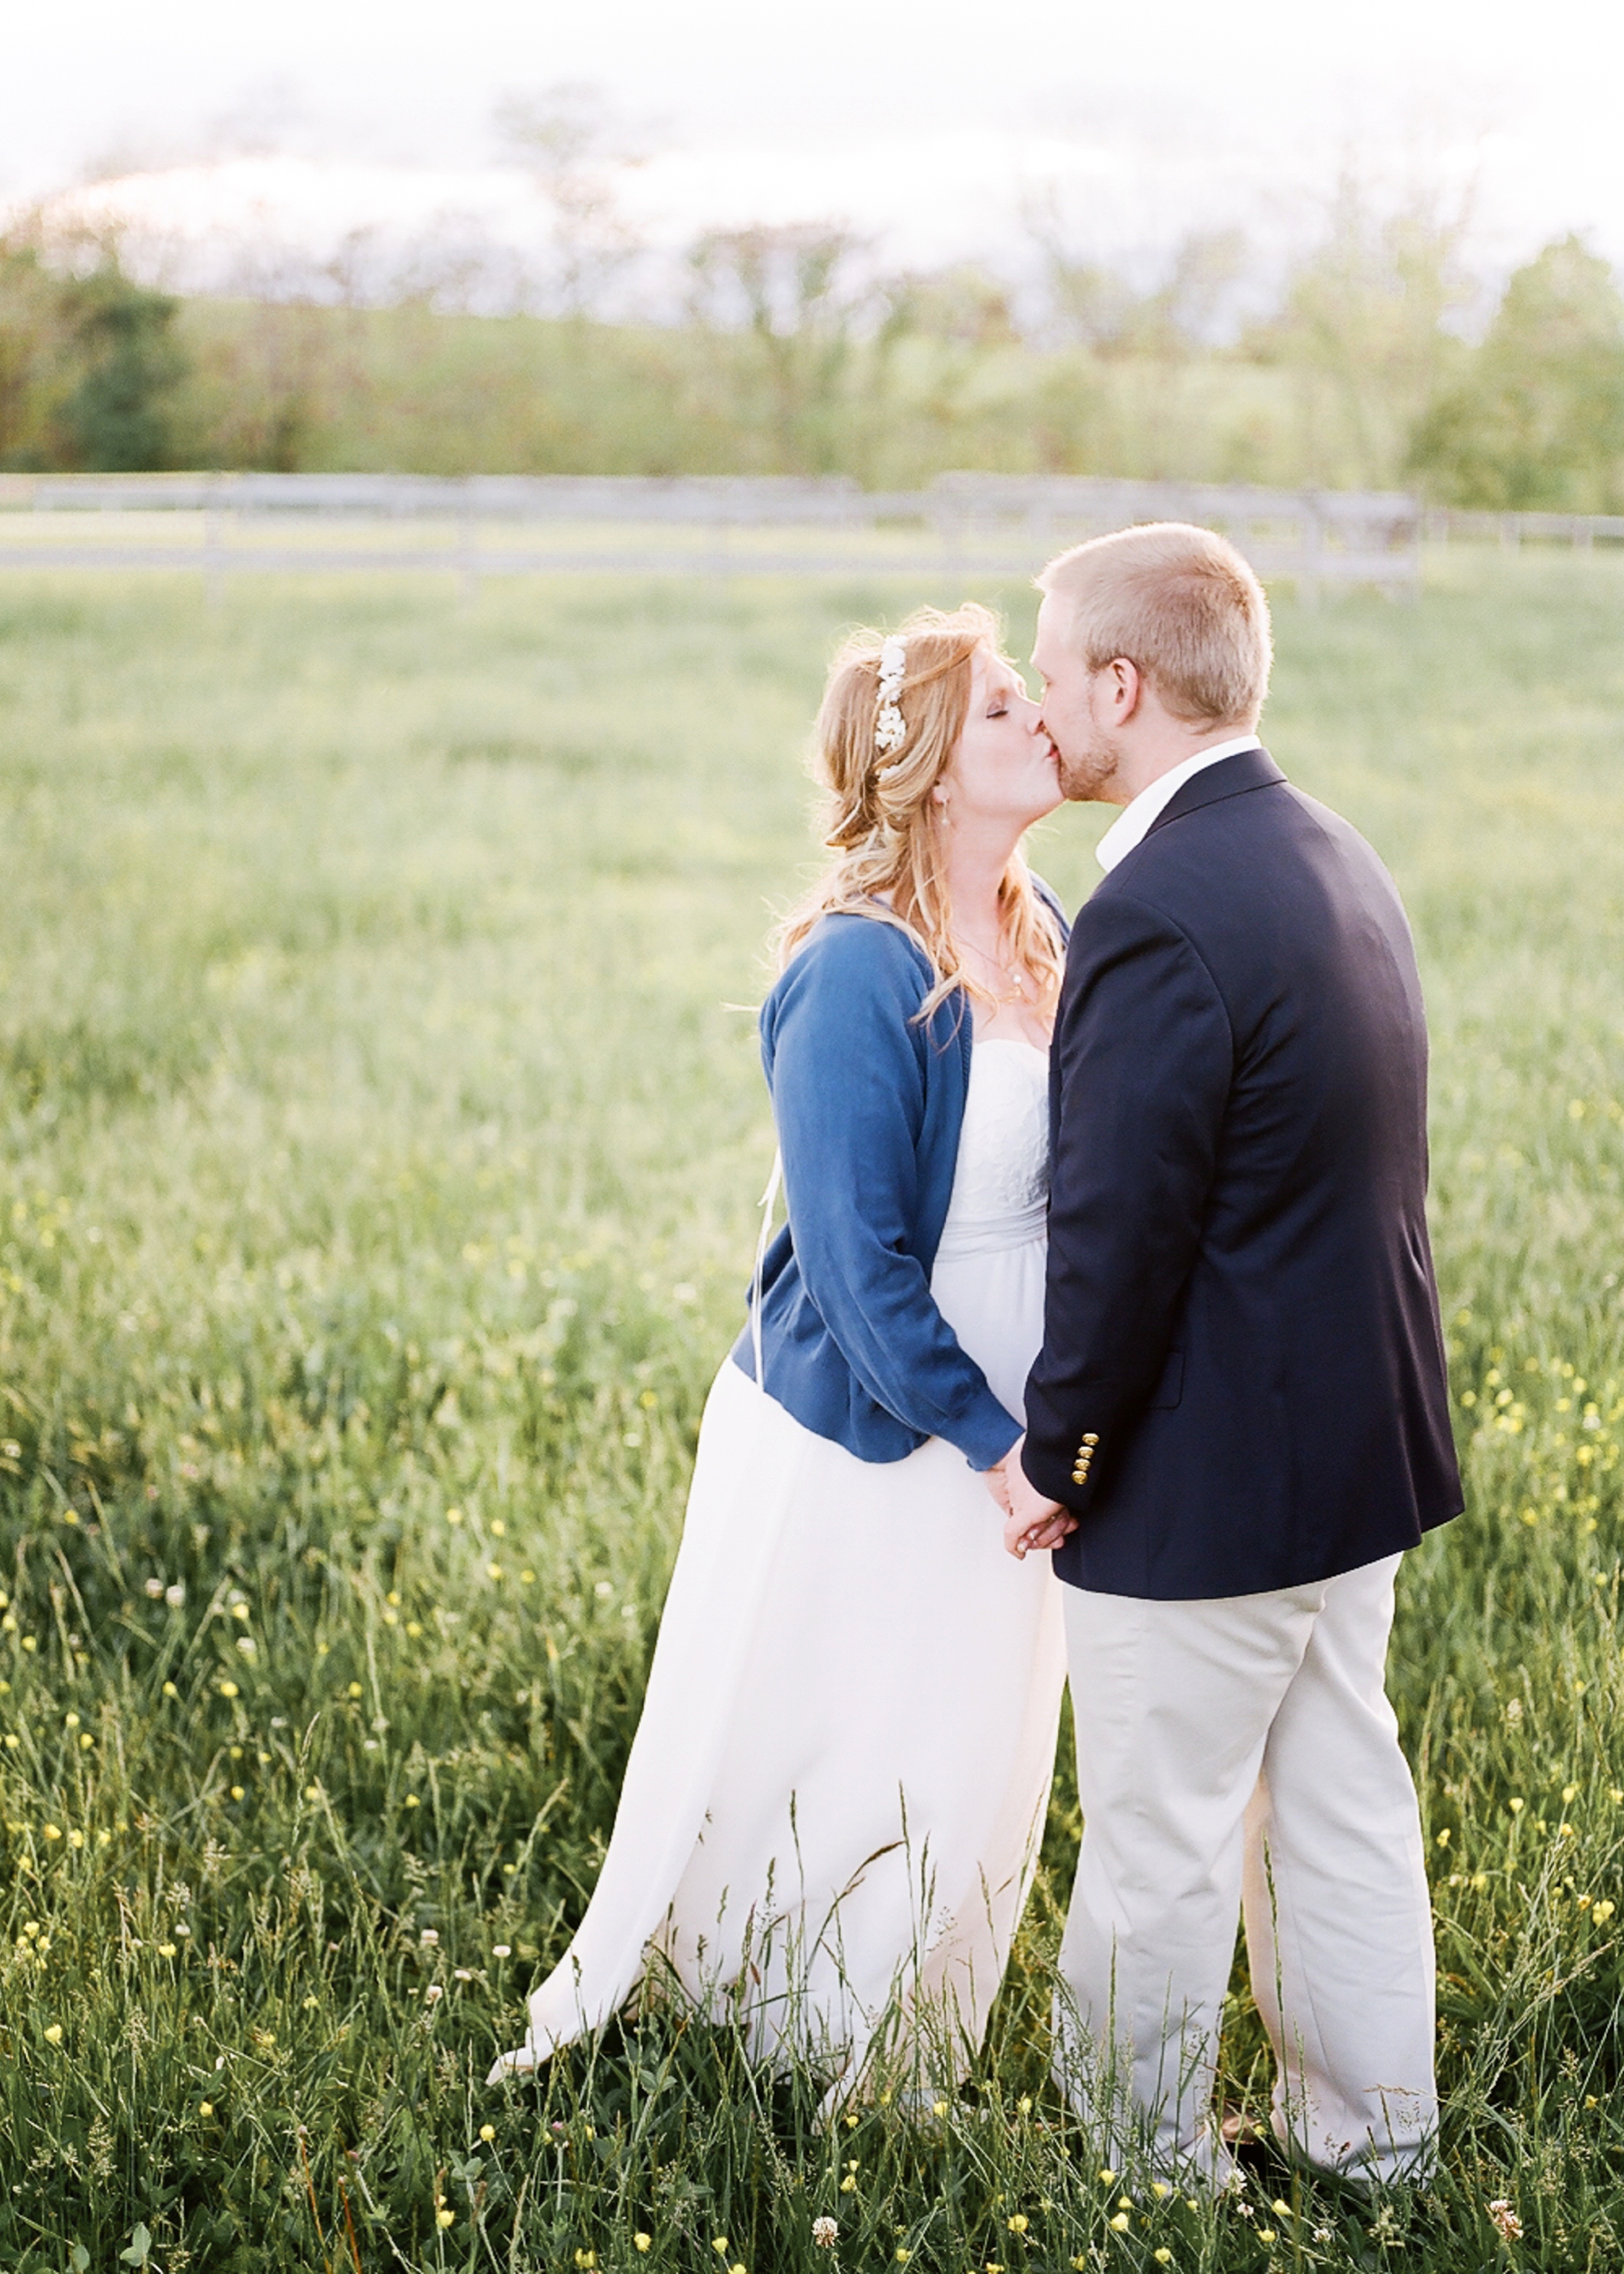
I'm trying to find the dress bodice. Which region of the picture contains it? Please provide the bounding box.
[934,1041,1050,1260]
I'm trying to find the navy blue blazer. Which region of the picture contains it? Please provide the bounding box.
[732,911,1024,1471]
[1022,747,1462,1598]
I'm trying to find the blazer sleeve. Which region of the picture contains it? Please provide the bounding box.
[1021,888,1233,1506]
[767,926,1021,1470]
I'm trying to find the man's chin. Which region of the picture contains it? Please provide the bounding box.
[1057,767,1115,804]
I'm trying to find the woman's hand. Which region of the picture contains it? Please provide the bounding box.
[987,1439,1076,1559]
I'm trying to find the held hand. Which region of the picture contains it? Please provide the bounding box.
[982,1457,1015,1518]
[997,1436,1076,1559]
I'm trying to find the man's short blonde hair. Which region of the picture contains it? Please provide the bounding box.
[1039,521,1272,727]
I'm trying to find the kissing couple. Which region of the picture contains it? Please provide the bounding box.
[489,522,1463,2189]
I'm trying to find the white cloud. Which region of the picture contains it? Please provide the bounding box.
[6,0,1623,287]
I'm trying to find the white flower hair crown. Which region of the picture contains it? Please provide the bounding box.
[874,635,909,763]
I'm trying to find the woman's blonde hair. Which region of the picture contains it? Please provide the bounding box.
[775,603,1065,1018]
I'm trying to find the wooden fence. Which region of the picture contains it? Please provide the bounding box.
[1423,508,1624,548]
[0,470,1518,598]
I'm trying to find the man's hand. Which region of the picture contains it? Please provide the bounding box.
[990,1437,1077,1559]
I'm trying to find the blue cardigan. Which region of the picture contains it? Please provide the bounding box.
[729,910,1025,1470]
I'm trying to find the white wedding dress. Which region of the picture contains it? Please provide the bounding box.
[490,1040,1067,2090]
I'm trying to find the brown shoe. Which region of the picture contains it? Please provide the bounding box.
[1219,2108,1270,2147]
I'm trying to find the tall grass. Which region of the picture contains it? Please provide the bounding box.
[0,553,1622,2269]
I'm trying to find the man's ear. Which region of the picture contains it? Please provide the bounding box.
[1110,658,1143,720]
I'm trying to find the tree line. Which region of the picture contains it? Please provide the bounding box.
[4,191,1624,507]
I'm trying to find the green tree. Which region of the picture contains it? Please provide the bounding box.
[686,224,876,475]
[54,263,187,471]
[0,241,71,467]
[1244,180,1473,489]
[1408,236,1624,509]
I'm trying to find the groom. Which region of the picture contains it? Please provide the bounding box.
[996,523,1462,2185]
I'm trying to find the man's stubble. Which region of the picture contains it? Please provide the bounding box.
[1054,733,1123,805]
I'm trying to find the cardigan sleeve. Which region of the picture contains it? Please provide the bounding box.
[765,922,1021,1470]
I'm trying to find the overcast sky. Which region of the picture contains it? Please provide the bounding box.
[9,0,1624,276]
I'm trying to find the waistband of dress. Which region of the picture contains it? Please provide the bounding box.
[932,1199,1048,1260]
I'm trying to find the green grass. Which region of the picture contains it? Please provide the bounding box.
[1,550,1622,2271]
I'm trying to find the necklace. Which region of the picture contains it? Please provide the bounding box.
[957,934,1028,1001]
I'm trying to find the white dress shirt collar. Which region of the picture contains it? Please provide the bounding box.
[1095,735,1263,873]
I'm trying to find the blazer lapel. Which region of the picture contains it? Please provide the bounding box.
[1145,746,1286,840]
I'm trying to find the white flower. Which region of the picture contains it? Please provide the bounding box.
[1488,2200,1522,2242]
[165,1583,186,1608]
[425,1983,443,2004]
[874,636,909,754]
[419,1928,440,1946]
[145,1578,165,1599]
[812,2216,839,2247]
[875,703,907,755]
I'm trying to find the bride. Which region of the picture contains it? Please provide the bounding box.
[489,603,1073,2099]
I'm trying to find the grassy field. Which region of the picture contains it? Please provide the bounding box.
[1,551,1623,2272]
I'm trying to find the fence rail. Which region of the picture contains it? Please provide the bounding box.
[1423,508,1624,547]
[20,470,1616,594]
